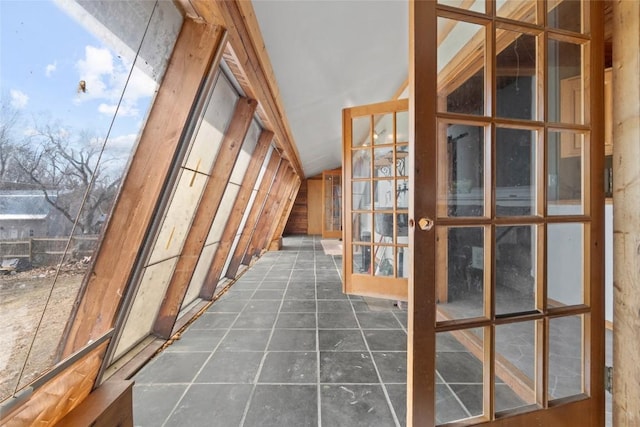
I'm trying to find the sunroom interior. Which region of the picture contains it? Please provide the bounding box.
[0,0,638,426]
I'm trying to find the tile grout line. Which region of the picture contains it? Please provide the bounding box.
[350,294,402,427]
[314,236,322,427]
[238,245,297,426]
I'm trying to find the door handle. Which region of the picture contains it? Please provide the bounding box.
[418,217,434,231]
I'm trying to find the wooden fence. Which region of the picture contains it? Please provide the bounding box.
[0,236,99,266]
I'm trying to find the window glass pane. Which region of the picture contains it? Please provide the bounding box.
[352,213,371,243]
[374,147,394,178]
[351,181,370,211]
[436,328,485,423]
[439,123,485,217]
[437,227,486,321]
[373,180,394,210]
[496,0,537,24]
[496,128,537,217]
[396,145,409,177]
[547,223,584,307]
[548,39,584,124]
[549,315,584,399]
[438,18,486,116]
[495,321,536,413]
[373,245,395,277]
[547,130,584,215]
[0,0,181,400]
[495,225,537,316]
[397,246,409,278]
[548,0,583,33]
[496,31,538,121]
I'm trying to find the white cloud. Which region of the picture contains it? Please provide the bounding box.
[10,89,29,109]
[45,61,57,77]
[75,45,156,118]
[97,102,138,117]
[107,133,139,151]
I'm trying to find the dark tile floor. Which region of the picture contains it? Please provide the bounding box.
[132,235,612,426]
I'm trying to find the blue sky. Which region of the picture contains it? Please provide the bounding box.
[0,0,156,158]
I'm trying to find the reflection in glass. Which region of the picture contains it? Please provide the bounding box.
[495,322,536,412]
[496,128,537,217]
[497,0,537,24]
[373,113,394,145]
[547,131,584,215]
[373,180,394,209]
[352,149,371,179]
[496,30,537,121]
[397,180,409,209]
[437,227,485,320]
[352,181,370,211]
[396,111,409,143]
[397,247,408,278]
[547,223,583,307]
[352,244,371,274]
[396,145,409,177]
[351,213,371,243]
[548,0,583,33]
[495,225,536,316]
[374,245,395,277]
[438,18,486,116]
[440,124,485,217]
[549,315,584,399]
[374,147,394,177]
[548,39,583,124]
[435,328,485,423]
[352,116,372,147]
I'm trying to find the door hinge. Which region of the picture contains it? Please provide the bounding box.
[605,365,613,393]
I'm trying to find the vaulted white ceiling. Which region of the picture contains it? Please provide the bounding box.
[252,0,408,178]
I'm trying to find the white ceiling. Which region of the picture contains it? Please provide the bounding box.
[252,0,408,178]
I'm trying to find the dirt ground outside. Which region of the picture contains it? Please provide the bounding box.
[0,269,84,402]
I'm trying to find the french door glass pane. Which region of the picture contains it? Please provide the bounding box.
[547,130,585,215]
[373,113,395,145]
[549,315,584,399]
[437,227,485,320]
[438,0,485,13]
[548,39,584,125]
[396,111,409,143]
[547,0,583,34]
[496,30,538,121]
[438,18,486,116]
[495,321,536,412]
[547,223,584,307]
[495,225,537,316]
[496,128,537,217]
[436,329,485,424]
[352,149,371,179]
[439,123,486,217]
[352,116,372,147]
[496,0,537,24]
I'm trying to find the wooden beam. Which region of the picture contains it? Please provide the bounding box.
[243,163,292,263]
[224,154,282,279]
[60,20,224,357]
[153,97,257,338]
[54,380,133,427]
[267,175,301,248]
[199,130,274,298]
[612,0,640,425]
[2,342,107,426]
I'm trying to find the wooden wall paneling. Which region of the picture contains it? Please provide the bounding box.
[243,165,292,262]
[307,177,323,235]
[284,179,308,235]
[61,20,224,357]
[223,154,282,280]
[270,177,301,245]
[199,131,274,298]
[152,97,257,338]
[2,342,108,426]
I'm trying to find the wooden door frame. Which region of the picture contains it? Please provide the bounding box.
[408,1,605,425]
